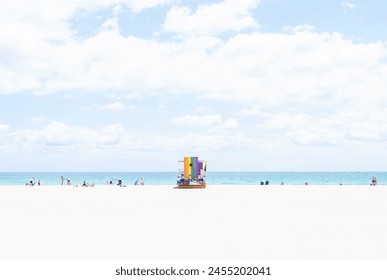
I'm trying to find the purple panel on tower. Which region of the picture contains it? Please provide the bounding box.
[192,157,198,178]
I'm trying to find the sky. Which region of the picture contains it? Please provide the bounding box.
[1,0,387,172]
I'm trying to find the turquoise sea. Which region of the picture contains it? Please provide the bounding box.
[0,172,385,186]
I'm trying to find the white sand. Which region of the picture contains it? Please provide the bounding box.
[0,185,386,260]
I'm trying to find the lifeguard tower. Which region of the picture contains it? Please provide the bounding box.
[176,157,207,189]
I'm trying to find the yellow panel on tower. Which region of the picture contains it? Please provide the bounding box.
[184,157,190,178]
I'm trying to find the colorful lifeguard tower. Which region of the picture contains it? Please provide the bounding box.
[176,157,207,189]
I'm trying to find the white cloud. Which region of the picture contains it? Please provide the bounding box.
[112,4,123,16]
[2,0,386,112]
[222,118,238,129]
[171,115,238,132]
[3,121,250,157]
[125,0,177,13]
[196,106,214,113]
[164,0,260,36]
[2,13,387,151]
[31,116,47,122]
[342,1,356,9]
[3,25,385,111]
[100,17,120,32]
[237,105,261,116]
[258,113,313,130]
[258,113,345,145]
[0,124,10,131]
[2,0,387,167]
[0,0,175,93]
[7,121,129,151]
[105,92,142,100]
[283,24,315,33]
[171,114,222,126]
[257,110,387,146]
[101,101,126,111]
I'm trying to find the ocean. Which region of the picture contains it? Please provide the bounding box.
[0,172,385,186]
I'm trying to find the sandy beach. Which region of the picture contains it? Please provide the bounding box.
[0,185,386,260]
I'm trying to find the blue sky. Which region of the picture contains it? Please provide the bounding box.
[1,0,387,171]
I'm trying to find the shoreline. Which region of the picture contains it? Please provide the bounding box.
[0,184,384,187]
[1,171,384,186]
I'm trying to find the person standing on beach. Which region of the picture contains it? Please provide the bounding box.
[140,178,144,185]
[61,176,64,185]
[371,176,377,186]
